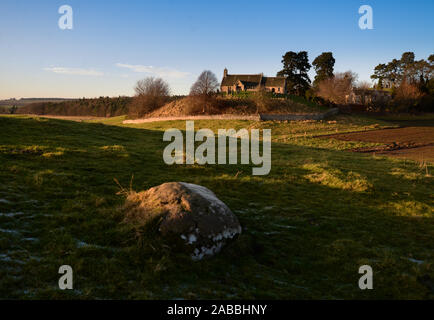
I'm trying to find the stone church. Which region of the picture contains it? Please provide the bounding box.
[220,68,287,94]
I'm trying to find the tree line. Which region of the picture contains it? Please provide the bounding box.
[369,52,434,112]
[18,96,132,117]
[276,51,358,106]
[371,53,434,90]
[276,50,434,112]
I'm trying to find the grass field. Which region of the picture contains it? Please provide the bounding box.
[0,114,433,299]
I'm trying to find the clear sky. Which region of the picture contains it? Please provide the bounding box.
[0,0,433,99]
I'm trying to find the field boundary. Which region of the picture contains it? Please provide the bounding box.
[259,108,339,121]
[122,108,339,124]
[123,114,260,124]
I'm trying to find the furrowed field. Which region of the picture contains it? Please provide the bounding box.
[0,115,433,299]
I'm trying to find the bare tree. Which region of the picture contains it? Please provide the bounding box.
[188,70,220,114]
[190,70,219,96]
[317,71,358,104]
[129,77,170,118]
[135,77,170,97]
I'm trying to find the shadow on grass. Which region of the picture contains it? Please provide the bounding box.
[0,116,433,299]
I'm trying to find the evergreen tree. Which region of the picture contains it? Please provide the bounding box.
[312,52,335,86]
[277,51,312,95]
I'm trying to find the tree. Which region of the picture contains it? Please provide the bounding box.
[188,70,220,114]
[135,77,170,97]
[317,71,358,104]
[312,52,335,86]
[129,77,170,118]
[429,54,434,69]
[371,59,401,89]
[427,55,434,95]
[428,54,434,80]
[400,52,418,84]
[412,60,431,86]
[400,52,415,71]
[190,70,219,96]
[277,51,311,95]
[386,59,401,87]
[371,63,387,88]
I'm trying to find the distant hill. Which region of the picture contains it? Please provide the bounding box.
[0,98,76,107]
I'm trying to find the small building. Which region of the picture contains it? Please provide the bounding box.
[220,68,286,94]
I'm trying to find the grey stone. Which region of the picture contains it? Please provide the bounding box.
[124,182,241,260]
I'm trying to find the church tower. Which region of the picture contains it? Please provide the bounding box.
[223,68,228,78]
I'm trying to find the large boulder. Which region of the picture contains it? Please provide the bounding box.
[123,182,242,260]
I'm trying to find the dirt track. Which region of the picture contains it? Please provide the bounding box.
[321,126,434,163]
[123,114,260,123]
[31,115,106,121]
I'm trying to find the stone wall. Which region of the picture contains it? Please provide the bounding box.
[259,108,339,121]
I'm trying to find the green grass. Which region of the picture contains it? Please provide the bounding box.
[0,114,433,299]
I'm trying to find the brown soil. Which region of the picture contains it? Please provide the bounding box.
[321,126,434,162]
[379,145,434,162]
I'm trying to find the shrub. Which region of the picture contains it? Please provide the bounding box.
[317,71,358,104]
[391,81,425,113]
[395,81,422,100]
[251,90,275,113]
[183,95,225,115]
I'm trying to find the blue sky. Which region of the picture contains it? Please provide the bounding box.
[0,0,433,99]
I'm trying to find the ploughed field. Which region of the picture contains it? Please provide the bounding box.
[0,114,433,299]
[320,126,434,162]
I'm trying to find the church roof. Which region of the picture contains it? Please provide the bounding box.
[262,77,286,87]
[221,73,285,87]
[221,74,262,87]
